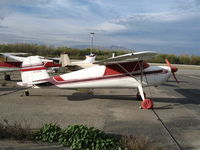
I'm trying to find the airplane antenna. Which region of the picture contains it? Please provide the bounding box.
[90,32,95,54]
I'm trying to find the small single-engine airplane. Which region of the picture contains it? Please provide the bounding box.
[17,51,179,109]
[0,53,61,80]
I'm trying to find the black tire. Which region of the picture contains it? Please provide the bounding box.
[25,91,29,96]
[5,75,11,81]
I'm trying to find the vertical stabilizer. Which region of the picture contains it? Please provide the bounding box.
[20,56,50,86]
[59,53,71,67]
[82,54,96,63]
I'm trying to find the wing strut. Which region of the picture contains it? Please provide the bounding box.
[116,58,153,109]
[137,58,145,100]
[116,61,141,82]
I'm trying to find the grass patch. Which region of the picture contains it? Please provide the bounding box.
[0,119,32,140]
[76,88,94,94]
[118,135,165,150]
[0,121,166,150]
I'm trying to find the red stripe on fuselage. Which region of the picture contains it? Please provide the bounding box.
[0,62,22,68]
[20,67,46,72]
[44,62,61,68]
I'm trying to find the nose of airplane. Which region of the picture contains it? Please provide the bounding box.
[171,66,178,73]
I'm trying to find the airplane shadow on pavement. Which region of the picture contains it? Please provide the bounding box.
[67,89,200,108]
[67,92,135,101]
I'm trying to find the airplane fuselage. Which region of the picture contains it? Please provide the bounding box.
[42,63,171,89]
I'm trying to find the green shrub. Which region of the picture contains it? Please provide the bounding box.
[59,124,116,150]
[33,123,61,142]
[0,120,165,150]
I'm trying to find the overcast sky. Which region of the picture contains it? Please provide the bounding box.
[0,0,200,55]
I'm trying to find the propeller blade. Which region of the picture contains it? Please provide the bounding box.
[165,59,179,83]
[165,59,178,72]
[172,72,179,83]
[165,59,173,68]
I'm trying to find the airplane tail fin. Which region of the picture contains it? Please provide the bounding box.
[18,56,50,87]
[59,53,71,67]
[82,54,96,63]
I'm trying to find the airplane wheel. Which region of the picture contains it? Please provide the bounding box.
[141,99,153,109]
[137,92,146,100]
[25,90,29,96]
[5,75,11,81]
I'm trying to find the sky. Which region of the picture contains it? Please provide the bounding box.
[0,0,200,55]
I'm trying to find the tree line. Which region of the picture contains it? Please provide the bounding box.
[150,54,200,65]
[0,43,127,60]
[0,43,200,65]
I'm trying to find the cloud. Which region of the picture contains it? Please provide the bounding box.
[0,0,53,23]
[0,12,91,45]
[0,0,200,55]
[175,0,200,12]
[95,22,126,32]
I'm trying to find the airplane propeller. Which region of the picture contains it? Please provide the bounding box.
[165,59,179,83]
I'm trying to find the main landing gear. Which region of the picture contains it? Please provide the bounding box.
[137,92,146,100]
[137,92,153,109]
[137,86,153,109]
[115,61,154,109]
[141,99,153,109]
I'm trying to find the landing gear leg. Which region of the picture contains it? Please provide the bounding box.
[138,85,153,109]
[137,91,146,100]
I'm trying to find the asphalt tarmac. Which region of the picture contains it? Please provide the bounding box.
[0,70,199,150]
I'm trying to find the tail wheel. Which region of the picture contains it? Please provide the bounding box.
[25,90,29,96]
[141,99,153,109]
[5,75,11,81]
[137,92,146,100]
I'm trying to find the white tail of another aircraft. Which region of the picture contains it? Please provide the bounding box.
[59,53,96,67]
[59,53,71,67]
[18,56,49,87]
[81,54,96,63]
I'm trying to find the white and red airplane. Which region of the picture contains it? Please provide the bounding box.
[17,51,179,109]
[0,53,61,80]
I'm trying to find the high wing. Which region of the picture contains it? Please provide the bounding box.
[0,53,29,62]
[94,51,157,65]
[0,53,29,56]
[47,57,60,63]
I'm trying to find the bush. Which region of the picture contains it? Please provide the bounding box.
[0,120,165,150]
[33,123,62,142]
[59,124,116,150]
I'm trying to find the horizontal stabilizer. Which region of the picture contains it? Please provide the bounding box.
[20,56,49,86]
